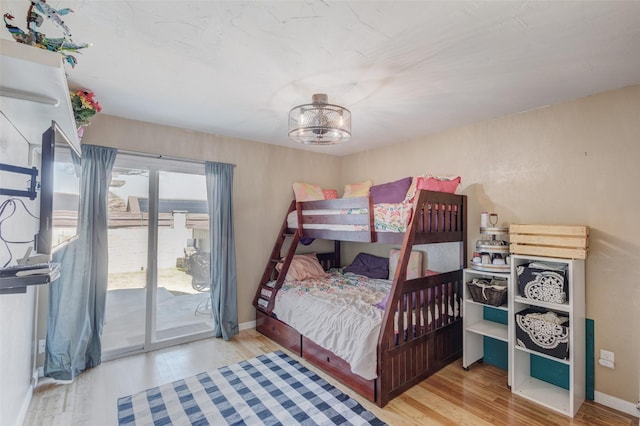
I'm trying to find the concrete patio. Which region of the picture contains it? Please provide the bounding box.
[102,268,214,354]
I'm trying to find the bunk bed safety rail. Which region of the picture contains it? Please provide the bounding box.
[409,190,465,245]
[376,269,463,405]
[380,270,462,349]
[295,196,375,242]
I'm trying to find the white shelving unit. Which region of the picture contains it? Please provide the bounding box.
[0,38,80,152]
[509,254,585,417]
[462,268,511,386]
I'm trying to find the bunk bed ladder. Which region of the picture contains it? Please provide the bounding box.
[253,201,300,314]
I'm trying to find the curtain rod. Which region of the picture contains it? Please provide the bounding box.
[115,148,236,167]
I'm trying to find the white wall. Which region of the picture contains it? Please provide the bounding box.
[108,226,193,273]
[0,113,42,426]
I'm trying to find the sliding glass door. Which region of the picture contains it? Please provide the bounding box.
[154,170,211,343]
[102,155,213,358]
[102,163,149,355]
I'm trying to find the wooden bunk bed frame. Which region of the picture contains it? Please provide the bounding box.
[253,189,467,407]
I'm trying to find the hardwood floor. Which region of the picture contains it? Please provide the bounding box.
[24,329,638,425]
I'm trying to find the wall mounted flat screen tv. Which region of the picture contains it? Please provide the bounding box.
[36,121,81,254]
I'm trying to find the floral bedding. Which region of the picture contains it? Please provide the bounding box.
[373,202,412,232]
[272,270,391,380]
[271,270,458,380]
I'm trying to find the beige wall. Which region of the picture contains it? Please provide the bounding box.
[339,85,640,405]
[81,115,340,327]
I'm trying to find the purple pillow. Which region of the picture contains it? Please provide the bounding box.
[343,252,389,279]
[370,177,412,204]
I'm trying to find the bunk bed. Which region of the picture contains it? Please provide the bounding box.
[253,188,467,407]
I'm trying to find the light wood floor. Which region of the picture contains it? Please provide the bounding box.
[24,329,638,425]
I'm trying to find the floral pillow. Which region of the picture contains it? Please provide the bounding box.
[343,179,373,198]
[275,253,328,281]
[292,182,325,201]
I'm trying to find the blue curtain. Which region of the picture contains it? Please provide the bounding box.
[205,162,238,340]
[44,144,117,380]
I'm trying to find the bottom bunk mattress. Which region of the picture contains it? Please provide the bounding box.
[270,270,458,381]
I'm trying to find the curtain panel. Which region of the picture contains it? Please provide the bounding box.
[44,144,117,380]
[205,162,238,340]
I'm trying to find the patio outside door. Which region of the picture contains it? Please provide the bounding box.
[102,155,213,359]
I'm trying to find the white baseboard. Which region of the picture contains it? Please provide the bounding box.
[239,320,256,331]
[594,391,640,418]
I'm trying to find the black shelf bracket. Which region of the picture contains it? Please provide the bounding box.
[0,162,38,200]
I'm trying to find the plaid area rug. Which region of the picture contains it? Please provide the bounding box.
[117,350,385,425]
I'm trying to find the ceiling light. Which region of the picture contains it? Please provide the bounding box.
[288,94,351,145]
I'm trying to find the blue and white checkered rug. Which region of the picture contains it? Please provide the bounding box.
[117,350,385,425]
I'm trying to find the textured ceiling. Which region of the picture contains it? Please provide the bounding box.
[2,1,639,156]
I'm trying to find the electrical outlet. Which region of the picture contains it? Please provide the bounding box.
[600,349,614,362]
[38,339,45,354]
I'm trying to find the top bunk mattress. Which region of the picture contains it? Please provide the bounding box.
[287,202,412,233]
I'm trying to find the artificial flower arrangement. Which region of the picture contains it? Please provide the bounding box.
[70,90,101,127]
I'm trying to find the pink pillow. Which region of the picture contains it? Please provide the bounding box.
[343,179,373,198]
[416,176,461,193]
[323,189,338,200]
[370,177,412,204]
[292,182,325,201]
[275,253,328,281]
[388,249,423,280]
